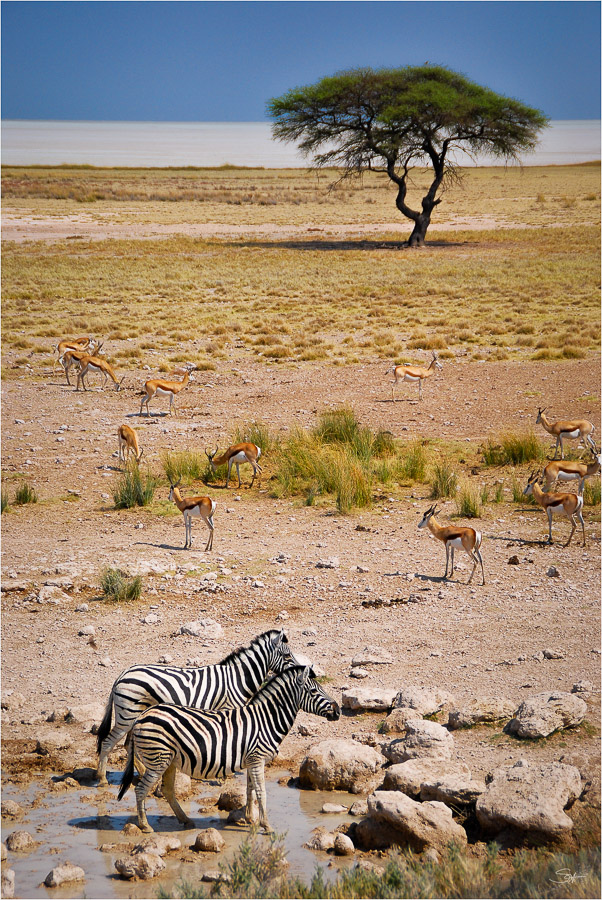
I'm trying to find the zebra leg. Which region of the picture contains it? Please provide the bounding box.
[247,760,271,833]
[161,761,195,828]
[97,724,132,785]
[135,759,171,833]
[242,771,259,825]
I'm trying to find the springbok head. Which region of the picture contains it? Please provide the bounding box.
[418,504,440,528]
[535,407,548,424]
[205,446,219,467]
[431,350,443,372]
[523,470,541,495]
[168,476,182,501]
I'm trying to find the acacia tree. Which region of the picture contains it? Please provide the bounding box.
[268,66,548,246]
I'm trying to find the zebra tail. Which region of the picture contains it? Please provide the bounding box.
[117,739,135,801]
[96,690,114,755]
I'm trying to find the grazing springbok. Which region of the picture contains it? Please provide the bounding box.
[53,336,97,374]
[76,353,124,392]
[168,477,216,550]
[389,351,442,401]
[535,407,596,460]
[140,371,192,417]
[118,425,143,464]
[418,504,485,585]
[523,471,586,547]
[205,443,262,488]
[542,448,601,495]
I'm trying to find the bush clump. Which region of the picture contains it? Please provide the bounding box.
[113,463,158,508]
[430,461,458,499]
[100,567,142,603]
[14,481,37,505]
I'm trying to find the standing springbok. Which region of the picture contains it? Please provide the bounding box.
[140,371,192,417]
[118,425,143,464]
[535,407,596,460]
[76,353,124,392]
[168,478,216,550]
[542,448,601,495]
[205,443,262,488]
[523,472,586,546]
[53,336,97,375]
[418,504,485,585]
[389,351,442,401]
[58,348,90,385]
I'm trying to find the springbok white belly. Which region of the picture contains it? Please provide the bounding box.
[231,452,250,464]
[155,387,174,398]
[557,471,579,481]
[560,429,580,439]
[87,364,103,374]
[446,537,465,550]
[403,374,421,383]
[184,506,202,518]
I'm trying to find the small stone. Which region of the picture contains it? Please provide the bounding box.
[321,803,348,814]
[1,800,24,819]
[193,828,225,853]
[179,619,223,639]
[115,852,165,880]
[99,657,112,667]
[78,625,95,637]
[75,603,89,612]
[349,799,369,817]
[543,648,566,660]
[350,667,369,679]
[217,784,245,810]
[547,566,560,578]
[44,863,86,887]
[142,613,159,625]
[122,822,142,836]
[132,836,181,856]
[1,693,26,711]
[1,869,15,899]
[6,831,34,852]
[507,556,520,565]
[304,830,335,852]
[572,681,593,693]
[35,731,73,754]
[334,833,355,856]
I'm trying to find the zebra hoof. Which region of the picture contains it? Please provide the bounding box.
[97,776,108,787]
[140,823,154,834]
[182,819,195,829]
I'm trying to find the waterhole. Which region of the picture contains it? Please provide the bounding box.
[2,772,360,898]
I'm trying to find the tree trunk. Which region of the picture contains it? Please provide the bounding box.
[408,215,430,247]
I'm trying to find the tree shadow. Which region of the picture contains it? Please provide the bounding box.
[224,238,468,252]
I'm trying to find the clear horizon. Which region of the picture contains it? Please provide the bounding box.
[2,2,600,122]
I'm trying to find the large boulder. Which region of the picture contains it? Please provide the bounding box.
[476,760,582,837]
[382,720,454,763]
[380,708,422,734]
[448,698,515,730]
[342,688,397,712]
[193,829,225,853]
[364,790,467,851]
[299,740,386,794]
[382,759,471,798]
[505,692,586,739]
[420,775,486,806]
[393,687,455,717]
[6,831,35,852]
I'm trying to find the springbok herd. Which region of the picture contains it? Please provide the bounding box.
[54,335,600,583]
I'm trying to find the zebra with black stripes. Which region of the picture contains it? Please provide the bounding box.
[96,629,298,785]
[118,665,340,833]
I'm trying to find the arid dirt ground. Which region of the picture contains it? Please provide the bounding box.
[1,182,601,893]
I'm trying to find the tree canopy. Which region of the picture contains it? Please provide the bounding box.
[268,66,549,245]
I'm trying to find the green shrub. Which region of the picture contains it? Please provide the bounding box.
[400,442,428,482]
[456,483,482,518]
[162,450,206,485]
[1,488,9,513]
[232,420,280,455]
[112,463,158,508]
[14,481,37,505]
[430,461,457,499]
[492,483,504,503]
[483,431,545,466]
[100,567,142,603]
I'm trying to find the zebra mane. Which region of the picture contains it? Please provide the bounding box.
[250,665,315,701]
[218,629,284,667]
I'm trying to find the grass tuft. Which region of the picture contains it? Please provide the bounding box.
[584,479,601,506]
[430,461,458,499]
[14,481,37,505]
[483,431,546,466]
[162,451,207,486]
[400,441,428,482]
[1,488,10,513]
[456,482,482,518]
[100,567,142,603]
[112,463,158,508]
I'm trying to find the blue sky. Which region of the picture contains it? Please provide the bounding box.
[2,1,600,121]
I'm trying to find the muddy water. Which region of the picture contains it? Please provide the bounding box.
[2,773,359,899]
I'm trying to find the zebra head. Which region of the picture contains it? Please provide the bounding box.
[267,629,301,674]
[297,666,340,721]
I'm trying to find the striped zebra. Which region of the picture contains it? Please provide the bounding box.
[96,629,298,785]
[118,665,340,833]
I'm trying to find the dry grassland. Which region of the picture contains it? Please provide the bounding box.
[2,165,600,375]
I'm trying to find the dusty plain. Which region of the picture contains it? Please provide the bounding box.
[1,164,601,891]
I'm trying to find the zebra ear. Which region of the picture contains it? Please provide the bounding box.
[301,665,312,686]
[279,629,288,644]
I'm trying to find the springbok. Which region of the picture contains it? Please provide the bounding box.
[523,471,586,546]
[53,336,97,375]
[205,443,262,488]
[542,448,601,495]
[535,407,596,460]
[76,353,124,392]
[58,348,89,385]
[168,478,216,550]
[118,425,143,464]
[418,504,485,585]
[389,351,442,401]
[140,371,192,417]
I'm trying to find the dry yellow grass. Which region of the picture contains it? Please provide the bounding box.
[1,165,600,377]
